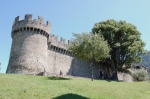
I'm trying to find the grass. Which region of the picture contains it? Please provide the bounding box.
[0,74,150,99]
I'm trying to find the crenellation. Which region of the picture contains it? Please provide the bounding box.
[15,16,20,22]
[46,21,50,26]
[12,14,50,34]
[47,34,72,52]
[25,14,32,20]
[60,37,66,44]
[68,40,70,45]
[49,35,68,45]
[8,14,107,80]
[50,34,58,43]
[38,16,44,24]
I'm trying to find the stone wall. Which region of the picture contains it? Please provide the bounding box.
[7,14,50,74]
[118,72,132,82]
[7,14,104,80]
[47,50,73,75]
[47,49,101,79]
[7,31,48,74]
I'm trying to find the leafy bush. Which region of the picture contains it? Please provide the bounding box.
[144,75,150,81]
[132,70,147,81]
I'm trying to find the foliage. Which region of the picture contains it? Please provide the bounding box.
[132,70,147,81]
[0,74,150,99]
[92,20,145,80]
[69,33,110,62]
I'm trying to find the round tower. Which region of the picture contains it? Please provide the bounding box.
[6,14,50,74]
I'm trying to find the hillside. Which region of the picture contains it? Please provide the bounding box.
[0,74,150,99]
[139,51,150,68]
[135,51,150,74]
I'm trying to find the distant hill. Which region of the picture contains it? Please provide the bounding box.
[136,51,150,75]
[138,51,150,68]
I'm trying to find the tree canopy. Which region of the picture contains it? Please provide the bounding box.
[69,33,110,62]
[92,19,145,80]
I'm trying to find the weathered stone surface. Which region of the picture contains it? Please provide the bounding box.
[7,14,105,79]
[7,30,48,74]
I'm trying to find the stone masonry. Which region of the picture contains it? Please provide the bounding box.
[6,14,101,79]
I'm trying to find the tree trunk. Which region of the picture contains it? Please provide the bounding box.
[90,62,94,81]
[113,70,118,81]
[111,59,118,81]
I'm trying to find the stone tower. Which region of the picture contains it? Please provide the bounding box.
[7,14,50,74]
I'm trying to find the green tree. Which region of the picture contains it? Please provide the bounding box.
[92,20,145,80]
[69,33,110,81]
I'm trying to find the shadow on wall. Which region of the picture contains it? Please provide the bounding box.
[52,93,89,99]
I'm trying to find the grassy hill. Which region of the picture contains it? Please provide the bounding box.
[0,74,150,99]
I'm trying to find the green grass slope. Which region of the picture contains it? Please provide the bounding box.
[0,74,150,99]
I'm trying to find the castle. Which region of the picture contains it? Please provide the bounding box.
[6,14,102,79]
[7,14,147,82]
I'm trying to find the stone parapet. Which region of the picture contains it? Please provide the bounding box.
[49,34,70,50]
[12,14,50,37]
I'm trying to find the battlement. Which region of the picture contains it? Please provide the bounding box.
[12,14,50,34]
[48,34,73,56]
[48,34,70,50]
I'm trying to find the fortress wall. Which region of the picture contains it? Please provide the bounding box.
[47,50,74,75]
[118,73,132,82]
[7,14,101,79]
[7,31,48,74]
[47,35,100,78]
[47,49,100,79]
[71,58,100,79]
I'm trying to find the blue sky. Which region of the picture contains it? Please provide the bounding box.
[0,0,150,73]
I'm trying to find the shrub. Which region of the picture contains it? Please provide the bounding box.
[144,75,150,81]
[132,70,147,81]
